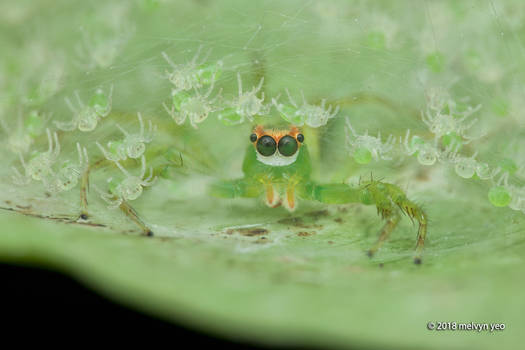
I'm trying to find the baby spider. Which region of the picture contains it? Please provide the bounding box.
[162,46,222,92]
[97,155,157,210]
[2,110,53,155]
[403,129,439,166]
[218,72,270,125]
[210,124,428,264]
[45,143,89,193]
[56,85,113,132]
[272,89,339,127]
[163,81,221,129]
[12,128,60,184]
[96,112,156,161]
[345,117,395,164]
[422,100,482,142]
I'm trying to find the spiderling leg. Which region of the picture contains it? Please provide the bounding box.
[119,200,154,237]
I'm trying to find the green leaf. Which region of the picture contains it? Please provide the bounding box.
[1,182,524,349]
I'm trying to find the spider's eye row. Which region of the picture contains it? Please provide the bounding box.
[256,135,277,156]
[297,133,304,143]
[250,133,257,142]
[278,135,298,156]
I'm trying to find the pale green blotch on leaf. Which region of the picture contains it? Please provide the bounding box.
[24,111,45,137]
[442,132,462,151]
[426,51,445,73]
[218,107,243,126]
[353,147,372,164]
[499,158,518,174]
[491,97,509,117]
[366,32,386,50]
[488,186,511,207]
[278,104,304,125]
[90,89,110,115]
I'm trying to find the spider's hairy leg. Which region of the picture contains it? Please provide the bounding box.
[362,180,428,264]
[304,180,427,264]
[367,214,401,258]
[209,178,263,199]
[302,182,363,204]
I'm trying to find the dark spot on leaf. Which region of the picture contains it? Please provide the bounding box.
[328,240,334,244]
[278,216,304,226]
[416,169,429,181]
[227,227,269,236]
[16,204,32,210]
[337,206,348,213]
[305,210,329,219]
[297,231,316,237]
[334,217,343,223]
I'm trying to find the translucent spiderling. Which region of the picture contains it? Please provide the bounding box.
[25,110,52,138]
[402,129,439,166]
[345,117,395,164]
[272,89,339,128]
[507,185,525,212]
[12,128,60,184]
[96,155,157,209]
[97,112,156,161]
[162,46,222,93]
[454,152,478,179]
[2,110,51,154]
[23,62,64,107]
[45,143,89,193]
[475,162,496,180]
[2,113,33,154]
[163,81,221,129]
[76,25,134,69]
[218,72,270,125]
[56,85,113,132]
[422,93,483,143]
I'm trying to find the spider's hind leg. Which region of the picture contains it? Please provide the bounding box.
[367,213,401,258]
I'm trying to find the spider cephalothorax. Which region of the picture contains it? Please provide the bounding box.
[250,125,304,166]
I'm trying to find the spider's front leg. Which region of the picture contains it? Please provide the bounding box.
[303,180,428,264]
[209,178,263,200]
[363,180,427,264]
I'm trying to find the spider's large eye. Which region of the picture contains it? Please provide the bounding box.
[278,135,298,156]
[256,135,276,156]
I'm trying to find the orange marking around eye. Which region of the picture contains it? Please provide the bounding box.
[252,125,303,147]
